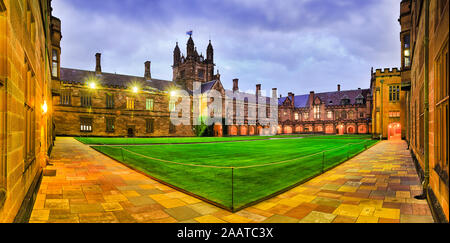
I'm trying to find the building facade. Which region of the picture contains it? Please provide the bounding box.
[370,68,406,140]
[0,0,56,222]
[53,36,275,138]
[277,85,372,135]
[399,0,449,221]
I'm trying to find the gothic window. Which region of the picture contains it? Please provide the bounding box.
[180,70,185,79]
[106,93,114,109]
[355,95,365,105]
[435,41,449,182]
[106,117,115,133]
[313,105,320,119]
[127,97,135,110]
[327,111,333,119]
[146,119,155,133]
[341,111,347,119]
[81,92,92,107]
[295,113,299,120]
[360,112,365,118]
[404,35,411,68]
[169,99,176,112]
[60,90,71,105]
[24,60,36,171]
[146,98,154,111]
[198,69,205,79]
[52,49,59,78]
[80,117,93,132]
[303,112,309,120]
[389,85,400,101]
[348,111,354,119]
[340,98,350,105]
[169,123,176,134]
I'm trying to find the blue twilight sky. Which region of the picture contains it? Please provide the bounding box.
[52,0,401,97]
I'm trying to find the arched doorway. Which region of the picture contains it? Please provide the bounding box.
[336,125,344,135]
[214,123,223,137]
[230,126,238,136]
[347,126,355,134]
[127,128,135,137]
[388,122,401,140]
[284,126,293,134]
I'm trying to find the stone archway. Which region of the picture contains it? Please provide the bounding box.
[336,125,344,135]
[347,125,356,134]
[240,125,248,136]
[214,123,223,137]
[230,126,238,136]
[325,125,334,134]
[284,126,293,134]
[358,124,367,134]
[388,122,401,140]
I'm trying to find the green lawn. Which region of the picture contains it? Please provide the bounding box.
[90,135,377,210]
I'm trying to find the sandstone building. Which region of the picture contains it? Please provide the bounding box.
[398,0,448,221]
[53,35,275,138]
[277,85,372,135]
[370,68,406,140]
[0,0,57,222]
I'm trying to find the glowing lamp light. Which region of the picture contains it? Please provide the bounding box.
[132,86,139,93]
[170,90,177,97]
[89,82,96,89]
[42,101,48,114]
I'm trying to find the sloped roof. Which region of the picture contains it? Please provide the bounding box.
[315,89,371,106]
[60,68,175,91]
[278,88,371,108]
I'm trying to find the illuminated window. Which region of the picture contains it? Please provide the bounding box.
[169,100,176,112]
[327,111,333,119]
[80,117,93,132]
[127,97,135,110]
[404,35,411,68]
[294,113,299,120]
[52,49,59,78]
[314,105,320,119]
[303,112,309,120]
[146,98,154,111]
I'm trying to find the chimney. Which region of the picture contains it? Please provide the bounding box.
[309,91,314,106]
[233,78,239,92]
[95,53,102,75]
[256,84,261,96]
[337,84,341,92]
[288,92,295,107]
[144,61,151,80]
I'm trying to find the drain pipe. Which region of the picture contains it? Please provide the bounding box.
[417,0,430,199]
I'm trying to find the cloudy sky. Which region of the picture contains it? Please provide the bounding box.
[52,0,401,97]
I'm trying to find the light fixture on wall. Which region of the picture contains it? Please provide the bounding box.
[42,100,48,114]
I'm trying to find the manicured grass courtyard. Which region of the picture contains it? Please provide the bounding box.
[90,135,377,210]
[75,134,312,145]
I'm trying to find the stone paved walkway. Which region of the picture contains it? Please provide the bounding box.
[30,137,434,223]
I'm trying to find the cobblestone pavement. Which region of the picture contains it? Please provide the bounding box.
[30,137,434,223]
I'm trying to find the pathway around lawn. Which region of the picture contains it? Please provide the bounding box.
[30,137,433,223]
